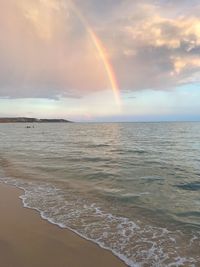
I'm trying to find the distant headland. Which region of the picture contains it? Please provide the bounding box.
[0,117,72,123]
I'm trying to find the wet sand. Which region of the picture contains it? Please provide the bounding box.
[0,183,126,267]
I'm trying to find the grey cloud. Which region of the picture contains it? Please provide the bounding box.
[98,1,200,92]
[0,0,200,99]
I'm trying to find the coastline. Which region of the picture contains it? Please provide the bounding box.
[0,182,126,267]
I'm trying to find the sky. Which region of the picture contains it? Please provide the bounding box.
[0,0,200,122]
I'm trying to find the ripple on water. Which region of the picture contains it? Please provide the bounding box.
[175,182,200,191]
[1,176,200,267]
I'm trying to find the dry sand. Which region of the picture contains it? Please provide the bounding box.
[0,183,127,267]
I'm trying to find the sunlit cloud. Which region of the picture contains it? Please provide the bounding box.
[0,0,110,99]
[0,0,200,101]
[102,1,200,91]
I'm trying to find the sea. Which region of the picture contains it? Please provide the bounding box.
[0,122,200,267]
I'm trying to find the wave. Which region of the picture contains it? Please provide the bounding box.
[0,176,199,267]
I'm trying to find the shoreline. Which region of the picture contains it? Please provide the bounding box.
[0,182,127,267]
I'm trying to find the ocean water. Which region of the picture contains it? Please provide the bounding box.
[0,122,200,266]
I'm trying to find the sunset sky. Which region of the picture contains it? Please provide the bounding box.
[0,0,200,121]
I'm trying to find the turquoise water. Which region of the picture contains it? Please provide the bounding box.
[0,122,200,266]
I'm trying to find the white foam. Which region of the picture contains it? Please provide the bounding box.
[0,177,198,267]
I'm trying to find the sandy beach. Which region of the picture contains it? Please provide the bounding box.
[0,182,126,267]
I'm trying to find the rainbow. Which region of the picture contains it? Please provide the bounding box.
[68,1,121,106]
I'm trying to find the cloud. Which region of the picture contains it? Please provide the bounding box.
[0,0,109,99]
[101,1,200,91]
[0,0,200,99]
